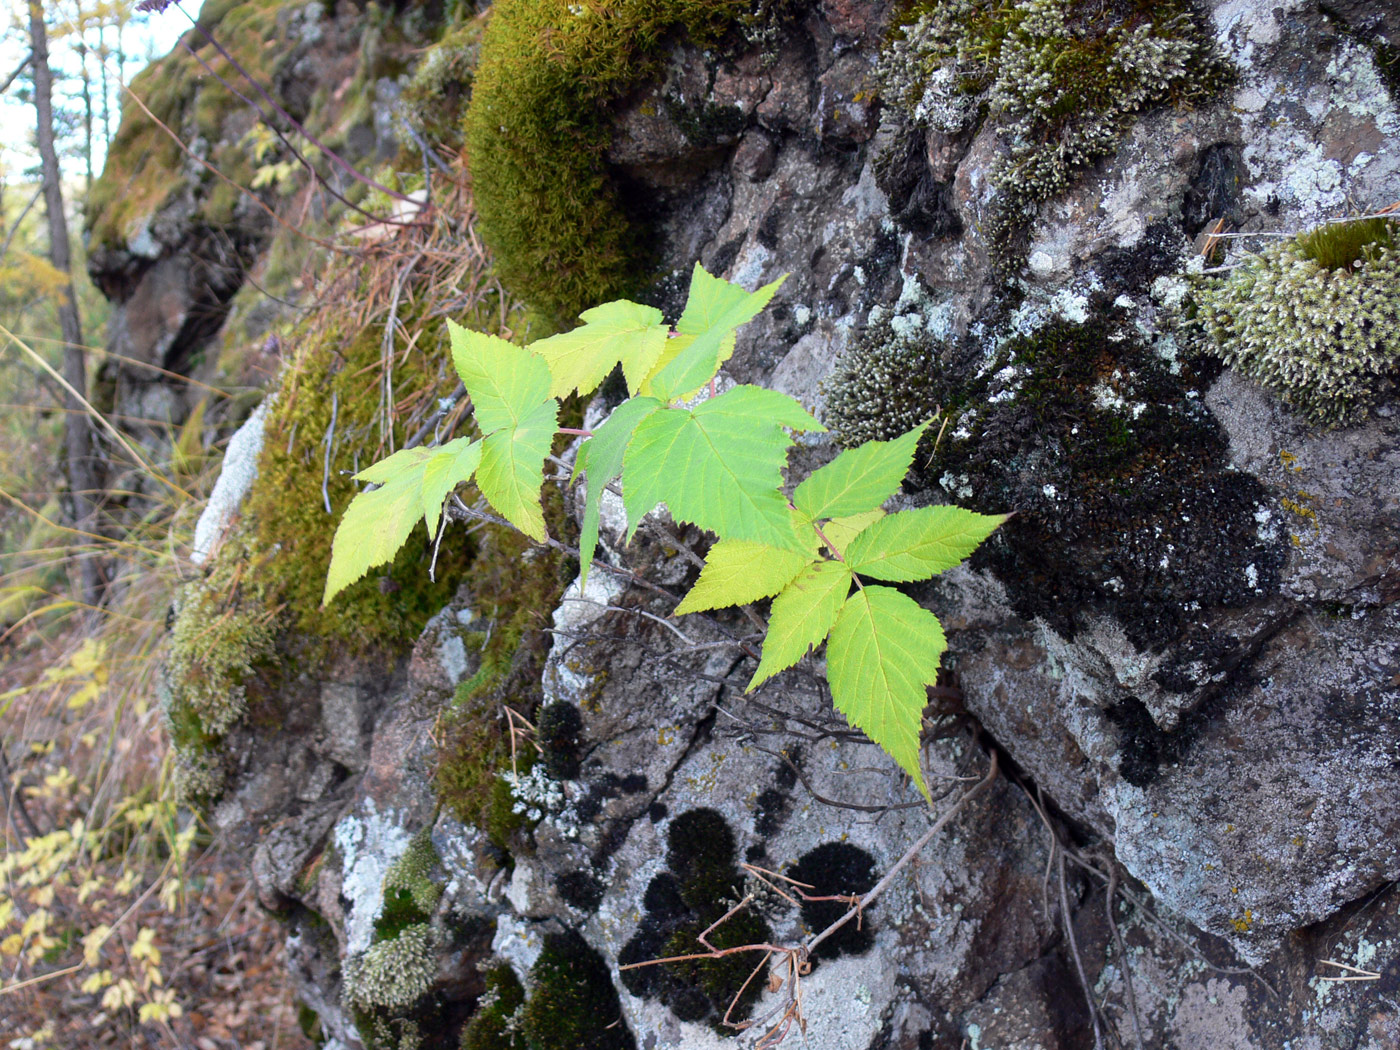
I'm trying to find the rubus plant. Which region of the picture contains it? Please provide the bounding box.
[323,264,1005,799]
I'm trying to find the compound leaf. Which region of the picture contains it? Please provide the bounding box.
[643,265,785,402]
[793,422,929,521]
[324,447,434,604]
[845,506,1009,582]
[529,300,669,399]
[827,586,946,801]
[747,560,853,690]
[575,396,663,588]
[447,319,553,435]
[475,399,559,542]
[622,385,822,551]
[421,437,481,539]
[673,535,815,615]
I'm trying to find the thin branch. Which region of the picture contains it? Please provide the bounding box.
[0,185,43,265]
[0,51,31,95]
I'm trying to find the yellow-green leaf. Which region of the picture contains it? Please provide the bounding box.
[827,586,946,801]
[529,300,669,399]
[820,510,885,557]
[845,506,1009,582]
[674,537,815,615]
[575,396,663,588]
[747,560,853,690]
[325,447,435,604]
[421,437,481,538]
[447,319,553,435]
[622,385,822,551]
[475,399,559,542]
[793,422,929,521]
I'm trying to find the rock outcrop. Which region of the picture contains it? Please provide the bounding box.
[97,0,1400,1047]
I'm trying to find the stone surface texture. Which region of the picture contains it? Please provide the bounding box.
[130,0,1400,1047]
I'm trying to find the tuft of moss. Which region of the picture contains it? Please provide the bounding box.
[879,0,1230,258]
[462,0,747,322]
[376,832,444,941]
[343,923,438,1012]
[821,312,945,450]
[460,963,528,1050]
[1192,217,1400,427]
[520,931,635,1050]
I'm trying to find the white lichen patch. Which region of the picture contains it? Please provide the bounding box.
[333,799,412,956]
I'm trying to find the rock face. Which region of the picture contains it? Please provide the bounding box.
[117,0,1400,1047]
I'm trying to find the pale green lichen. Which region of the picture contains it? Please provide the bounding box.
[880,0,1229,248]
[1192,217,1400,427]
[343,922,437,1012]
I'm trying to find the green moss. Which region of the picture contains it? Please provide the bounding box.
[376,832,444,940]
[880,0,1230,259]
[460,964,527,1050]
[1192,217,1400,427]
[402,16,490,149]
[462,0,748,322]
[520,931,635,1050]
[343,923,438,1012]
[434,485,578,838]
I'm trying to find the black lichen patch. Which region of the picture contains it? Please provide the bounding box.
[787,843,877,961]
[556,871,606,912]
[520,931,636,1050]
[753,788,789,838]
[618,808,771,1029]
[537,702,584,780]
[917,308,1287,649]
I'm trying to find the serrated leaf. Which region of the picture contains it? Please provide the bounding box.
[622,385,823,551]
[820,510,885,557]
[353,445,433,485]
[793,422,929,521]
[674,537,815,615]
[475,399,559,542]
[644,265,785,402]
[845,506,1008,582]
[575,396,663,589]
[447,319,553,434]
[325,447,434,604]
[747,560,853,690]
[637,331,737,401]
[827,586,946,801]
[421,437,481,538]
[529,300,669,399]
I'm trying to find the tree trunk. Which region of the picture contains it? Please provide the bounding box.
[28,0,103,610]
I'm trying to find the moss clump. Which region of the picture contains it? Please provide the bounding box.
[343,923,438,1012]
[520,931,635,1050]
[618,809,770,1029]
[1192,217,1400,427]
[880,0,1230,255]
[434,486,578,840]
[460,963,527,1050]
[376,832,444,941]
[462,0,747,322]
[822,312,945,450]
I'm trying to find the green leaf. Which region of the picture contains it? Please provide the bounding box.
[529,300,669,399]
[575,396,663,589]
[793,422,929,521]
[644,265,785,402]
[673,537,815,615]
[638,331,737,399]
[475,399,559,542]
[421,437,481,538]
[325,447,435,604]
[747,560,853,690]
[622,385,823,551]
[827,586,947,801]
[845,506,1009,582]
[447,319,553,435]
[820,510,885,558]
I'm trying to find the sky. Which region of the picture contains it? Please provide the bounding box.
[2,0,206,178]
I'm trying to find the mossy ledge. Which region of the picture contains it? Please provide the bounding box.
[463,0,748,323]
